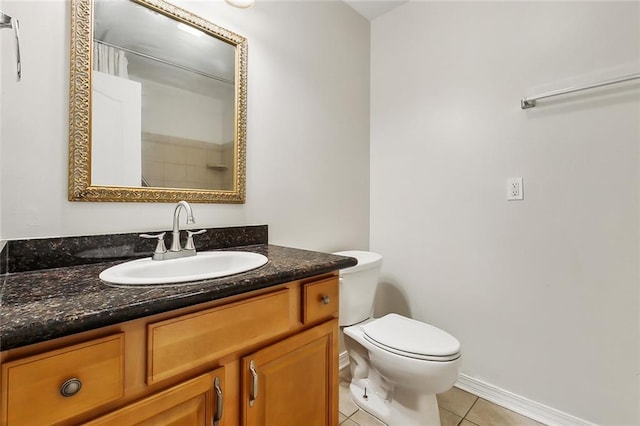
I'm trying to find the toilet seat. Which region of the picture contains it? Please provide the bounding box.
[362,314,461,361]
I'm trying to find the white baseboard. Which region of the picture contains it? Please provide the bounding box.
[339,350,350,370]
[338,353,596,426]
[456,374,598,426]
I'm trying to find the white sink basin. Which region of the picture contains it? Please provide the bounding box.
[99,251,268,286]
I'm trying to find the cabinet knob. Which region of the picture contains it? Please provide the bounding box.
[60,378,82,397]
[321,295,331,305]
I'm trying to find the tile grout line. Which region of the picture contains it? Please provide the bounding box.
[440,406,464,426]
[452,408,463,426]
[463,395,481,418]
[346,409,362,425]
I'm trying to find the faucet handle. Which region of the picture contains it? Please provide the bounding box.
[140,232,167,255]
[185,229,207,250]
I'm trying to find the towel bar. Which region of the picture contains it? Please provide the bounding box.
[0,10,21,82]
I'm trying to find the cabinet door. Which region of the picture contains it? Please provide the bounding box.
[86,367,225,426]
[241,320,338,426]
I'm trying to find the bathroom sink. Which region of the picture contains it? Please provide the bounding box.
[99,251,268,285]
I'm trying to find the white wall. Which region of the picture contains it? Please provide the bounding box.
[139,78,231,144]
[370,2,639,425]
[0,0,370,253]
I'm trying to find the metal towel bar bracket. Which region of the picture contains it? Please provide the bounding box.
[521,73,640,109]
[0,10,21,81]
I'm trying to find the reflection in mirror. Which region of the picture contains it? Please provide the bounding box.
[68,0,247,203]
[93,0,235,190]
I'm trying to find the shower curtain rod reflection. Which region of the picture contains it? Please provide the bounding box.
[94,39,234,86]
[521,72,640,109]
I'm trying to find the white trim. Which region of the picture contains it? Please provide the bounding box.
[456,374,599,426]
[339,350,350,370]
[338,352,597,426]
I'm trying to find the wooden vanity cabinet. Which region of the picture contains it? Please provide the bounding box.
[147,289,292,385]
[242,319,338,426]
[0,334,125,426]
[86,367,225,426]
[0,273,340,426]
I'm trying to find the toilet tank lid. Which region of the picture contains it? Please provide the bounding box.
[333,251,383,274]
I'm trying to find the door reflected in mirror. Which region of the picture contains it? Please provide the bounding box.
[68,0,247,203]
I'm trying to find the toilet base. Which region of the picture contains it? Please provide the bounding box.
[349,379,442,426]
[349,380,389,422]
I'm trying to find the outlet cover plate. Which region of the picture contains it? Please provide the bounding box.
[507,177,524,201]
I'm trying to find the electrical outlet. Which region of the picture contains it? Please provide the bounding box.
[507,177,524,201]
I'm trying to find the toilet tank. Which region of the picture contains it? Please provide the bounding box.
[334,251,383,326]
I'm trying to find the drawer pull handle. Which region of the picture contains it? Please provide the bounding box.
[249,360,258,407]
[213,376,223,426]
[60,378,82,397]
[321,295,331,305]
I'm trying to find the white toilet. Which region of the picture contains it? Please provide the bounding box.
[335,250,461,426]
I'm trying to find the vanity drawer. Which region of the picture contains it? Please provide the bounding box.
[148,289,291,384]
[1,334,124,426]
[302,276,339,324]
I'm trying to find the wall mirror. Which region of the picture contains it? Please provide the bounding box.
[69,0,247,203]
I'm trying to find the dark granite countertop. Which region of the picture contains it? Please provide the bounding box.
[0,244,356,351]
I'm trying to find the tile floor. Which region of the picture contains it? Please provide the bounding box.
[339,379,545,426]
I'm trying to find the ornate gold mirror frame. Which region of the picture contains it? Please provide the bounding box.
[69,0,247,203]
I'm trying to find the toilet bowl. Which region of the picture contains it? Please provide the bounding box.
[335,251,461,426]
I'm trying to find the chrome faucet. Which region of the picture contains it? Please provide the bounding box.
[170,200,195,252]
[140,201,206,260]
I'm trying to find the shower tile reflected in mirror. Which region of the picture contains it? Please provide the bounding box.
[141,133,233,189]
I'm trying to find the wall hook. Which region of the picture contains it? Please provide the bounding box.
[0,11,21,81]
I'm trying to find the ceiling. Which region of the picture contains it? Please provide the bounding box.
[342,0,408,21]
